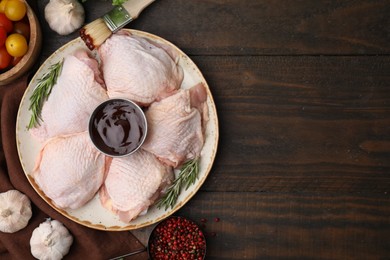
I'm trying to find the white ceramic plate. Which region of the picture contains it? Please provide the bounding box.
[16,30,219,231]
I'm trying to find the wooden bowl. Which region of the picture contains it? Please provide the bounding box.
[0,1,42,86]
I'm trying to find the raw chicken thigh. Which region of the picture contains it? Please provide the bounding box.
[99,31,184,105]
[31,132,107,209]
[30,49,108,142]
[99,149,173,223]
[142,83,209,167]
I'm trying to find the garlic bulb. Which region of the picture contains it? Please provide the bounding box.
[30,219,73,260]
[45,0,85,35]
[0,189,32,233]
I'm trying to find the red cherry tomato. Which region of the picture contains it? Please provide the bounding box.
[11,55,21,66]
[0,45,11,69]
[13,21,29,40]
[0,26,7,46]
[0,13,13,33]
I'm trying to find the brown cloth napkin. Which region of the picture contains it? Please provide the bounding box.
[0,39,148,260]
[0,74,149,260]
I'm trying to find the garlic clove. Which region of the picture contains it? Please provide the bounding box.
[30,219,73,260]
[0,189,32,233]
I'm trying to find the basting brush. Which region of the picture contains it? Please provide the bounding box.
[80,0,155,50]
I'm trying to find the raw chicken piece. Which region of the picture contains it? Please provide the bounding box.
[31,132,107,209]
[98,31,183,105]
[30,49,108,142]
[99,149,173,223]
[74,49,105,85]
[142,83,208,167]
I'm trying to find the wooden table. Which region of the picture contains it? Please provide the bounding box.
[34,0,390,259]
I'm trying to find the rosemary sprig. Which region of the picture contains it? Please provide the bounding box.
[27,60,63,130]
[156,158,200,210]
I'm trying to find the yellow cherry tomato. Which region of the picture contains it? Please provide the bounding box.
[4,0,26,21]
[5,33,28,57]
[0,0,9,13]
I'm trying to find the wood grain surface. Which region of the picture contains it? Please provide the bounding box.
[34,0,390,259]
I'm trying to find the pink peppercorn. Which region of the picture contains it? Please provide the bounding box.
[148,216,206,260]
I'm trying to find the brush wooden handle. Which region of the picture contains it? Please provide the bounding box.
[80,0,155,50]
[123,0,155,20]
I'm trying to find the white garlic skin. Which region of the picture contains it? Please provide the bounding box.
[0,189,32,233]
[45,0,85,35]
[30,219,73,260]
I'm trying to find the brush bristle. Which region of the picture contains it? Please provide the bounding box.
[80,18,112,50]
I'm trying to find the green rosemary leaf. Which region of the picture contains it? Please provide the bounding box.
[112,0,128,5]
[27,60,63,130]
[156,158,200,210]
